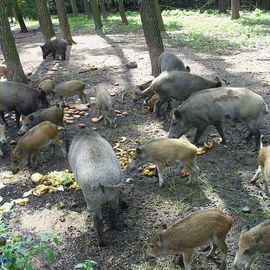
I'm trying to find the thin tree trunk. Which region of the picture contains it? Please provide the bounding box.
[231,0,240,19]
[13,0,28,33]
[139,0,164,77]
[55,0,76,45]
[0,1,27,82]
[70,0,79,15]
[118,0,128,24]
[154,0,165,31]
[90,0,103,30]
[99,0,107,19]
[219,0,227,13]
[82,0,92,18]
[35,0,55,41]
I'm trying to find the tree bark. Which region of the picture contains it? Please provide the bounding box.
[13,0,28,33]
[154,0,165,31]
[55,0,76,45]
[0,0,27,82]
[35,0,55,41]
[231,0,240,19]
[82,0,92,18]
[70,0,79,15]
[218,0,227,13]
[118,0,128,24]
[99,0,107,19]
[139,0,164,77]
[90,0,103,30]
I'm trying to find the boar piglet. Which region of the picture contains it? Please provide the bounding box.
[54,80,88,104]
[146,209,233,270]
[32,75,51,89]
[40,37,68,61]
[68,130,126,246]
[0,65,7,79]
[233,220,270,270]
[142,71,221,118]
[38,79,56,100]
[125,137,200,187]
[158,51,190,73]
[0,125,7,156]
[0,81,49,127]
[169,87,269,151]
[250,138,270,195]
[95,87,116,127]
[11,121,66,174]
[18,104,64,136]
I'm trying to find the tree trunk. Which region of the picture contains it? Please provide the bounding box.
[218,0,227,13]
[13,0,28,33]
[139,0,164,77]
[70,0,79,15]
[90,0,103,30]
[35,0,55,41]
[99,0,107,19]
[82,0,92,18]
[231,0,240,19]
[118,0,128,24]
[55,0,76,45]
[0,1,27,82]
[154,0,165,31]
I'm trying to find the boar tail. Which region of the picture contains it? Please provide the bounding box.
[263,101,269,114]
[99,175,128,189]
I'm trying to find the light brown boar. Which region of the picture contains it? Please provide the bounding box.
[95,86,116,127]
[0,125,7,156]
[125,137,200,187]
[54,80,88,104]
[32,75,51,88]
[250,138,270,195]
[11,121,66,174]
[38,79,56,99]
[0,65,7,79]
[146,209,233,270]
[233,220,270,270]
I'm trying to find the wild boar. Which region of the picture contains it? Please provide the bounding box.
[233,220,270,270]
[0,125,7,156]
[95,87,116,127]
[68,130,126,246]
[142,71,221,117]
[54,80,87,104]
[18,104,64,136]
[158,51,190,73]
[0,65,7,79]
[40,37,68,61]
[38,79,56,99]
[32,75,51,88]
[11,121,65,174]
[125,137,200,187]
[250,138,270,195]
[168,87,268,150]
[146,208,233,270]
[0,81,49,127]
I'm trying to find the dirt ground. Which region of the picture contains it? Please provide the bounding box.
[1,25,270,270]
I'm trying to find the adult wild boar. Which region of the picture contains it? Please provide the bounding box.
[0,81,49,127]
[233,220,270,270]
[142,71,221,117]
[40,37,68,61]
[68,130,126,246]
[158,51,190,73]
[18,104,64,135]
[168,87,268,150]
[146,209,233,270]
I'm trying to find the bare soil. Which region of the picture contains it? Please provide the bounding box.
[1,26,270,270]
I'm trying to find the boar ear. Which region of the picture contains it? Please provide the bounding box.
[240,225,250,236]
[29,115,34,121]
[185,66,191,73]
[174,110,181,119]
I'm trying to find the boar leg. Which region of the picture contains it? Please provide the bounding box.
[0,111,8,127]
[193,124,208,145]
[213,122,226,144]
[244,120,261,150]
[79,92,87,104]
[182,161,200,185]
[157,163,165,187]
[15,112,21,127]
[213,236,228,270]
[154,96,168,119]
[91,209,105,247]
[182,249,193,270]
[263,171,270,195]
[206,242,217,258]
[250,166,262,184]
[0,147,3,157]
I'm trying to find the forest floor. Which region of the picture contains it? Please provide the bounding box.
[1,17,270,270]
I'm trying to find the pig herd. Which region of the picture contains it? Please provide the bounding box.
[0,46,269,270]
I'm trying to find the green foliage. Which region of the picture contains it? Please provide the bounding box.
[74,259,97,270]
[18,0,37,20]
[0,222,58,270]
